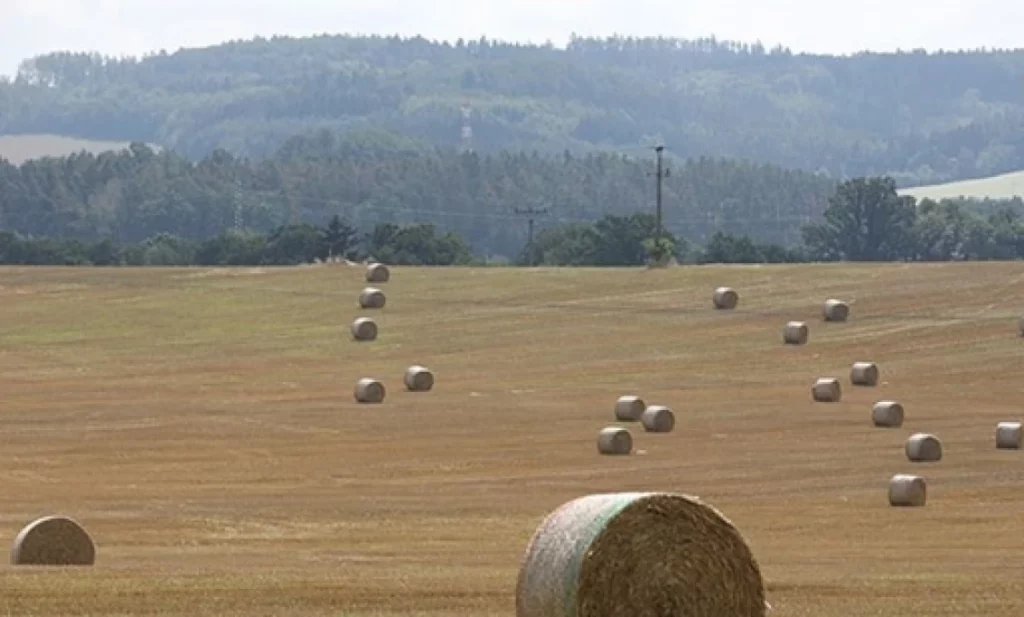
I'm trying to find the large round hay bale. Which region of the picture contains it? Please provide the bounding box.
[713,287,739,310]
[783,321,808,345]
[871,401,904,428]
[850,362,879,386]
[10,516,95,566]
[515,492,766,617]
[613,395,645,422]
[888,474,927,507]
[366,262,390,283]
[811,378,841,402]
[640,405,675,433]
[822,299,849,322]
[996,421,1022,450]
[597,427,632,455]
[350,317,378,341]
[358,287,386,309]
[905,433,942,462]
[404,365,434,392]
[354,378,385,403]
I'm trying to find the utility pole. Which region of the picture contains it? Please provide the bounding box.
[648,145,671,247]
[515,206,548,266]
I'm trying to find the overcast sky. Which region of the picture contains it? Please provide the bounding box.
[2,0,1022,77]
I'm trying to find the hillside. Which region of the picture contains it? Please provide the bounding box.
[3,36,1024,185]
[900,169,1024,201]
[0,134,153,165]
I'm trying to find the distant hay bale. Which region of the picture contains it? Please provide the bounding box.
[10,516,95,566]
[811,378,841,402]
[905,433,942,462]
[515,492,767,617]
[354,378,386,403]
[871,401,904,428]
[783,321,808,345]
[366,262,390,283]
[358,287,386,309]
[614,395,646,422]
[404,365,434,392]
[822,299,849,322]
[850,362,879,386]
[641,405,675,433]
[350,317,378,341]
[597,427,633,455]
[996,421,1022,450]
[888,474,927,507]
[713,287,739,310]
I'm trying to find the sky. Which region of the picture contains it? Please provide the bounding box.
[2,0,1022,77]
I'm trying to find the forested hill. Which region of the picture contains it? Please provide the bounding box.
[3,35,1024,187]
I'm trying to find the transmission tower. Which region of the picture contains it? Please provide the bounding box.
[460,98,473,153]
[647,145,671,245]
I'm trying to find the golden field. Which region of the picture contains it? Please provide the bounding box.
[1,263,1024,616]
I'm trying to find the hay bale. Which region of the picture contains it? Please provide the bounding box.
[822,299,849,322]
[1019,315,1024,336]
[350,317,378,341]
[404,365,434,392]
[613,395,646,422]
[515,492,766,617]
[358,287,386,309]
[811,378,842,402]
[850,361,879,386]
[354,378,385,403]
[597,427,632,455]
[366,262,390,283]
[871,401,904,428]
[782,321,808,345]
[10,516,95,566]
[996,421,1022,450]
[905,433,942,462]
[888,474,927,507]
[641,405,675,433]
[713,287,739,310]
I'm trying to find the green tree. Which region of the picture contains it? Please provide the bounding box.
[321,214,358,260]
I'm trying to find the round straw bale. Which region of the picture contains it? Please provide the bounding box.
[354,378,385,403]
[10,516,95,566]
[996,421,1022,450]
[358,287,386,309]
[713,287,739,310]
[888,474,927,507]
[641,405,675,433]
[1019,315,1024,336]
[613,395,645,422]
[783,321,808,345]
[871,401,904,428]
[822,299,849,322]
[366,262,390,283]
[597,427,632,455]
[404,365,434,392]
[905,433,942,462]
[515,492,766,617]
[850,361,879,386]
[350,317,378,341]
[811,378,842,402]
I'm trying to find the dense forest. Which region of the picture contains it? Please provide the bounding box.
[3,34,1024,186]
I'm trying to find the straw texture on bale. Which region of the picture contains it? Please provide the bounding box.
[713,287,739,310]
[404,365,434,392]
[822,299,850,322]
[354,378,386,403]
[350,317,378,341]
[613,395,646,422]
[783,321,808,345]
[871,401,904,428]
[850,362,879,386]
[358,287,386,309]
[811,378,841,403]
[1019,315,1024,336]
[641,405,675,433]
[10,516,95,566]
[888,474,927,507]
[366,262,390,283]
[996,421,1023,449]
[516,492,767,617]
[905,433,942,462]
[597,427,632,455]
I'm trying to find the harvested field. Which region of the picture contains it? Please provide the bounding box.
[0,262,1023,616]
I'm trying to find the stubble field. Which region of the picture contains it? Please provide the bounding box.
[1,263,1023,616]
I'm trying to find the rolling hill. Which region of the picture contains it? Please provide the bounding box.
[0,133,160,165]
[899,169,1024,201]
